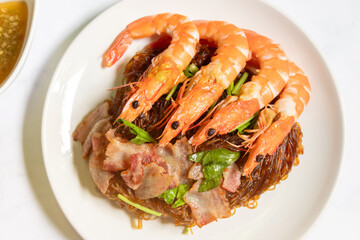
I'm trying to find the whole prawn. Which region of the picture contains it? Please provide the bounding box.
[103,13,199,122]
[190,30,290,147]
[159,20,250,146]
[243,61,311,176]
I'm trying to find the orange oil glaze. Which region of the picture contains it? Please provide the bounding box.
[0,1,27,85]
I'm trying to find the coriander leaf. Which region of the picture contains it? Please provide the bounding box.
[118,118,156,145]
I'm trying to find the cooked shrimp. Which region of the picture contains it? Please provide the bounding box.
[158,20,250,146]
[191,30,289,147]
[243,61,311,176]
[103,13,199,122]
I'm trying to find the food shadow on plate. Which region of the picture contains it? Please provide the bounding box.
[22,23,96,240]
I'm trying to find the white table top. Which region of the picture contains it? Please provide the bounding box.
[0,0,359,239]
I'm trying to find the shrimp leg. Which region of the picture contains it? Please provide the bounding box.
[103,13,199,122]
[191,30,290,147]
[243,62,311,176]
[159,21,250,146]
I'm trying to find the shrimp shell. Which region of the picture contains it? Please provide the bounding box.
[159,21,249,146]
[103,13,199,123]
[191,30,290,147]
[243,61,311,176]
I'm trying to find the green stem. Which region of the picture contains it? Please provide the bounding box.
[166,84,178,101]
[117,194,162,217]
[232,72,249,95]
[231,111,259,133]
[226,81,234,95]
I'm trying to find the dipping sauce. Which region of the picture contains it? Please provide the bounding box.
[0,1,27,85]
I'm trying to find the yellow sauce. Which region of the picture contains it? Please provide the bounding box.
[0,1,27,85]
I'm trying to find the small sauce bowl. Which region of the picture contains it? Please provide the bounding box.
[0,0,38,94]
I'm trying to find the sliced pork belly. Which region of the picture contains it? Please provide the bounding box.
[222,163,241,193]
[72,101,110,144]
[188,162,204,180]
[103,129,152,172]
[103,131,193,199]
[89,132,114,194]
[134,163,173,199]
[184,180,231,227]
[82,118,111,158]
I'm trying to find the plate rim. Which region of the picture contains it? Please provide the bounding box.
[41,0,345,239]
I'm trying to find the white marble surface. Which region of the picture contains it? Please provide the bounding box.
[0,0,358,239]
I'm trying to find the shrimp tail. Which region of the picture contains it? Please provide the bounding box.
[104,30,133,67]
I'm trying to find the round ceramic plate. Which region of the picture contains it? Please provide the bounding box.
[42,0,344,239]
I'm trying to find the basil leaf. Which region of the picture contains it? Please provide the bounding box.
[172,184,190,208]
[189,148,240,192]
[118,119,156,145]
[158,188,177,204]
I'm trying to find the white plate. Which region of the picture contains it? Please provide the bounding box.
[42,0,344,239]
[0,0,38,93]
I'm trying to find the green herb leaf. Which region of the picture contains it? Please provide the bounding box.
[189,149,240,192]
[172,184,191,208]
[232,72,249,95]
[198,175,222,192]
[117,194,162,216]
[183,63,199,78]
[189,151,206,163]
[158,184,190,208]
[117,119,156,145]
[158,187,177,204]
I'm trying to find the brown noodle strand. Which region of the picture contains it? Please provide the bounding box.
[90,43,304,228]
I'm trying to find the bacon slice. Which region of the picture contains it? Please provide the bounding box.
[156,137,193,188]
[103,129,152,171]
[188,162,204,180]
[184,180,231,227]
[72,101,110,144]
[103,132,193,199]
[82,118,111,158]
[89,133,114,194]
[134,163,173,199]
[222,163,241,193]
